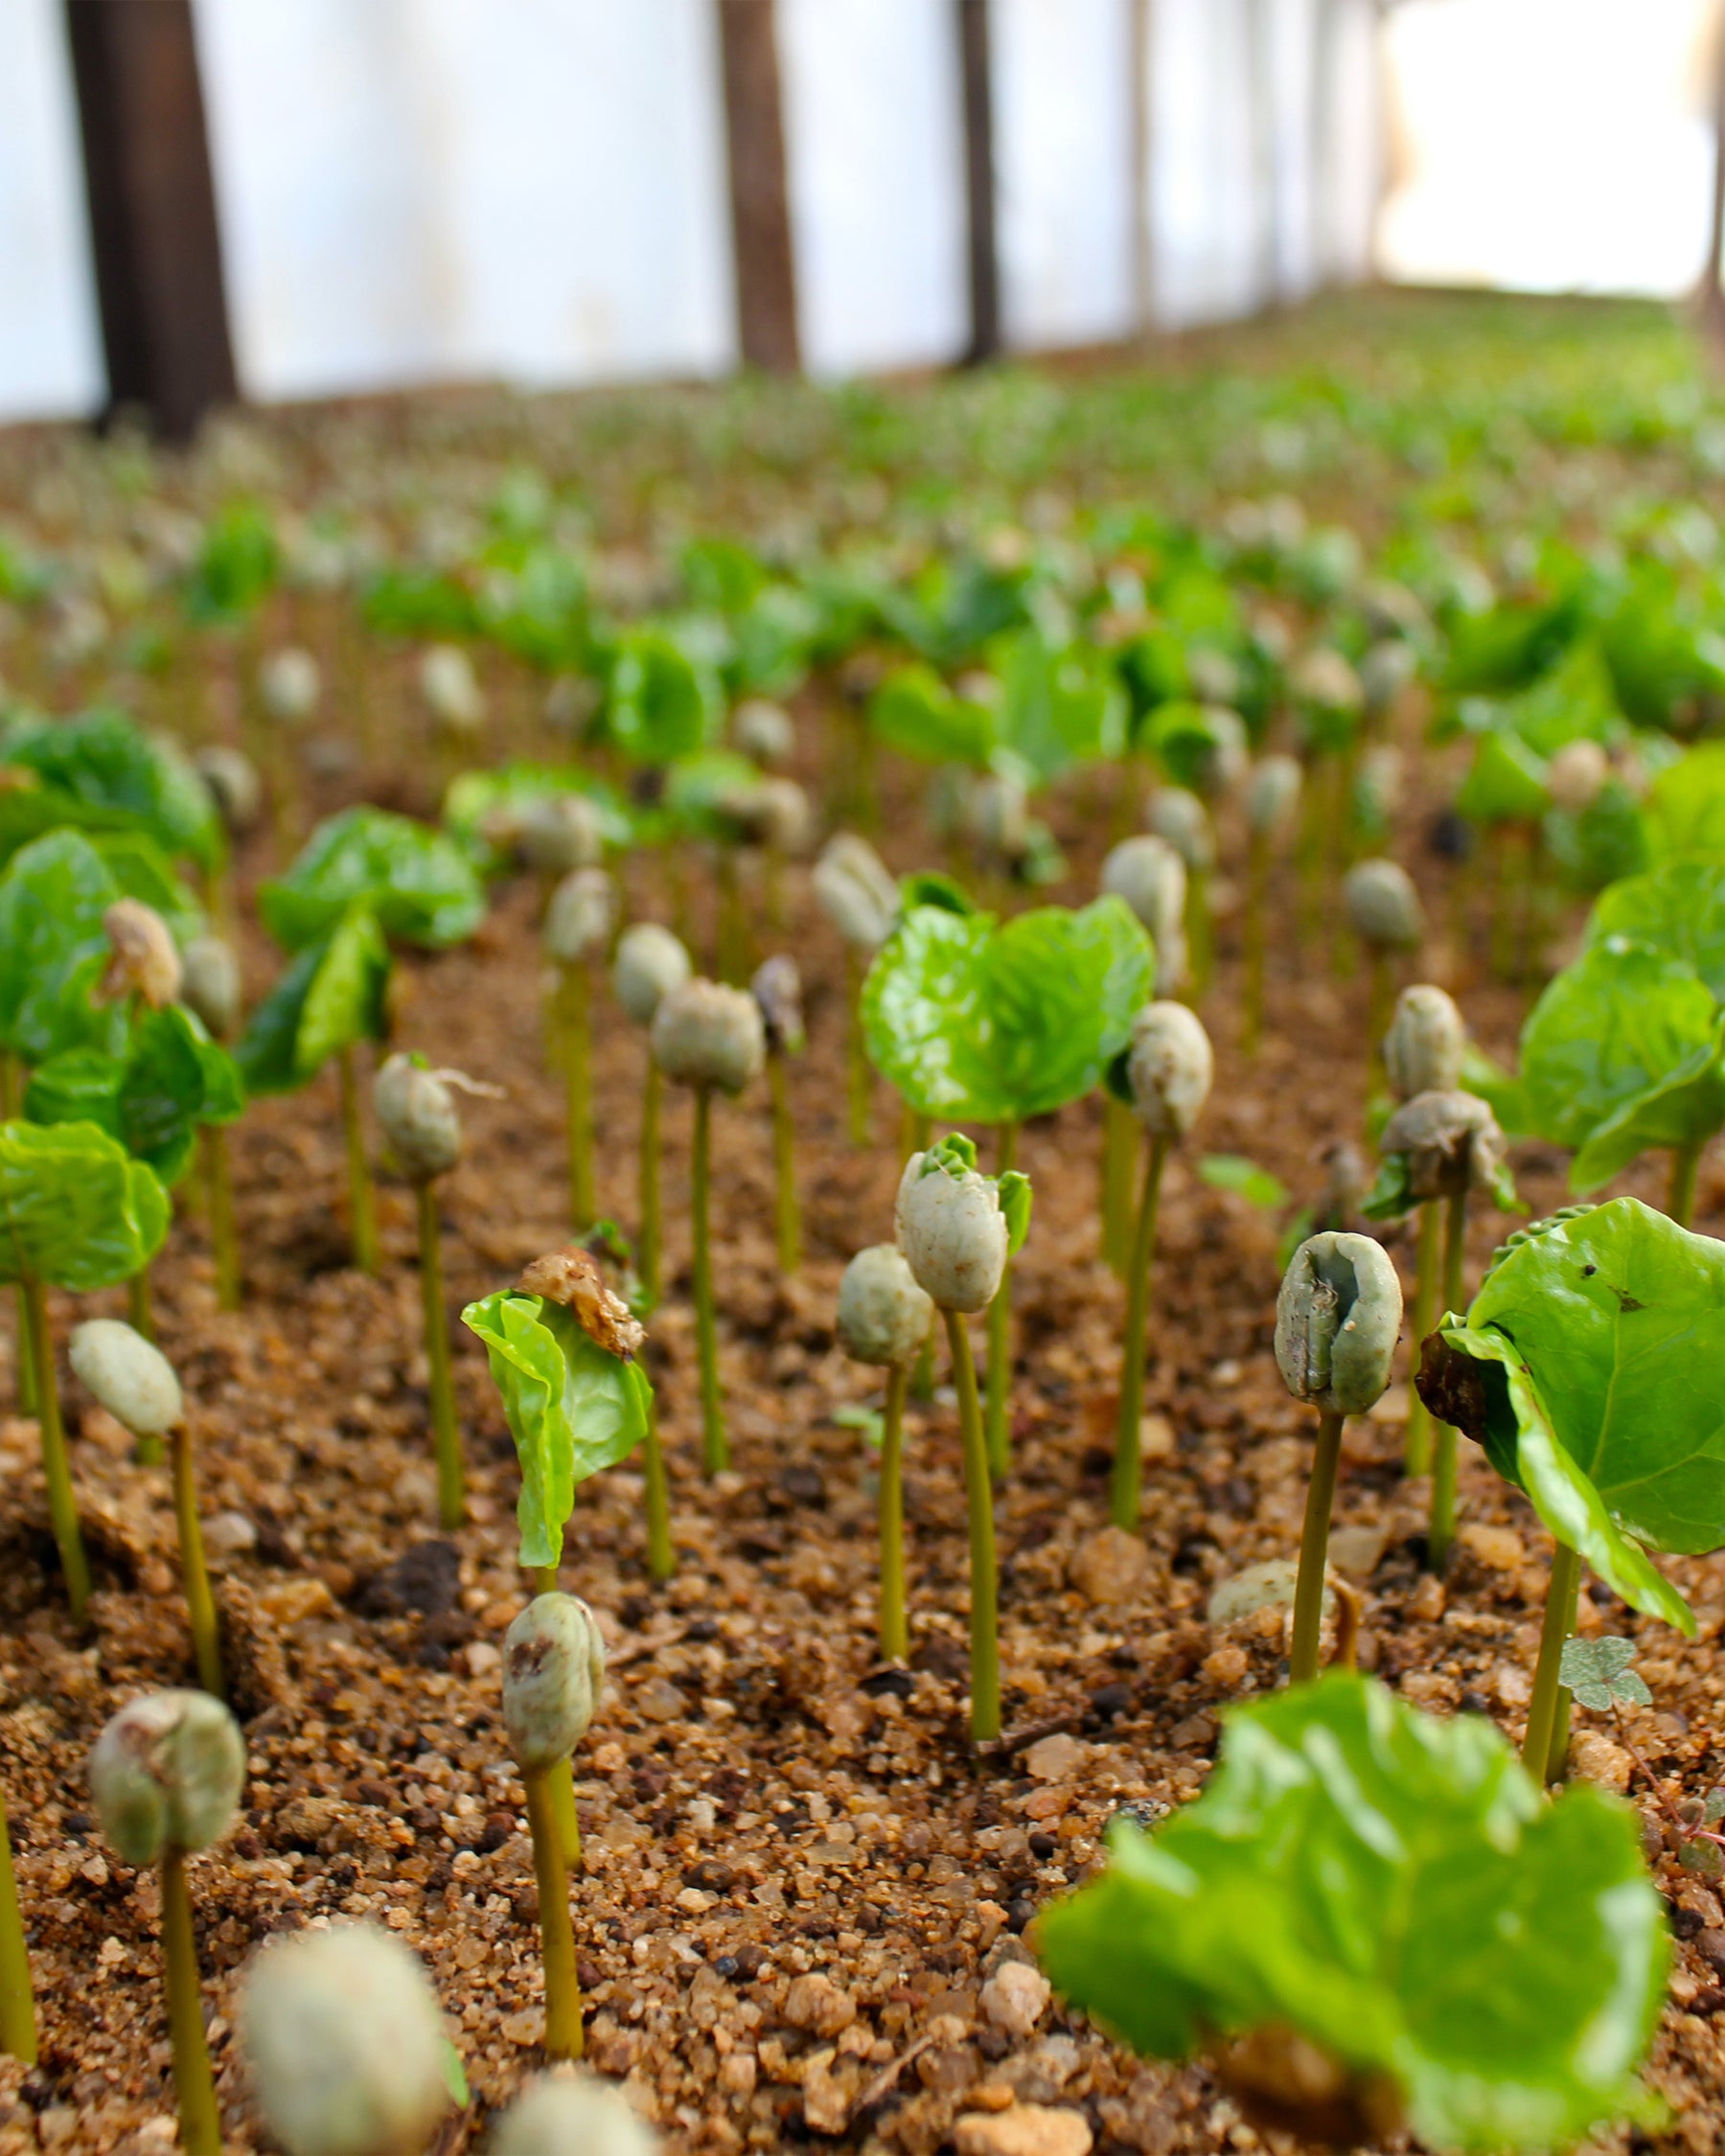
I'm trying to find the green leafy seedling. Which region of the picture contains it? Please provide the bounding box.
[864,896,1152,1474]
[1038,1673,1668,2156]
[1419,1198,1725,1783]
[1558,1636,1652,1713]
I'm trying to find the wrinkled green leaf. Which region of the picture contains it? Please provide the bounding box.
[92,831,204,947]
[862,898,1154,1123]
[460,1290,653,1570]
[0,708,222,870]
[1038,1673,1666,2156]
[443,763,632,874]
[27,1005,241,1185]
[603,629,721,765]
[992,631,1126,784]
[866,665,995,768]
[1644,743,1725,862]
[999,1172,1032,1254]
[237,906,390,1095]
[261,807,484,952]
[1587,859,1725,999]
[0,830,127,1066]
[0,1119,169,1289]
[1456,729,1550,825]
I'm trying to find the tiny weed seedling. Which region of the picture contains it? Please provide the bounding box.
[90,1690,245,2156]
[611,922,692,1307]
[896,1135,1031,1741]
[837,1243,937,1662]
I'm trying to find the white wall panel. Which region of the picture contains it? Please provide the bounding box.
[0,0,103,423]
[780,0,968,377]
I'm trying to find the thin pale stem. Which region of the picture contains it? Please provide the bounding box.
[530,1565,559,1596]
[638,1060,663,1309]
[1429,1183,1469,1571]
[878,1364,909,1663]
[1101,1095,1136,1276]
[13,1285,35,1416]
[1669,1138,1703,1230]
[768,1051,801,1273]
[549,1756,582,1873]
[692,1087,725,1474]
[944,1312,1000,1744]
[160,1850,221,2156]
[561,963,594,1228]
[983,1121,1020,1479]
[1366,952,1393,1094]
[171,1421,224,1700]
[524,1767,585,2059]
[1111,1132,1169,1531]
[126,1262,165,1466]
[417,1180,466,1531]
[337,1045,379,1274]
[845,948,871,1148]
[25,1274,88,1623]
[1186,866,1213,998]
[202,1124,242,1312]
[1290,1410,1346,1685]
[1242,834,1268,1056]
[1403,1200,1442,1478]
[1544,1556,1584,1786]
[0,1784,36,2065]
[908,1112,935,1399]
[642,1390,675,1583]
[1523,1540,1583,1782]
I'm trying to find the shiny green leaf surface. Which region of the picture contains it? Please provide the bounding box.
[0,1119,169,1289]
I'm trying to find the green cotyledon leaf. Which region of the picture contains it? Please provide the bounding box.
[0,1119,170,1290]
[1037,1672,1668,2156]
[0,829,128,1067]
[1586,858,1725,1000]
[460,1291,652,1571]
[260,806,484,952]
[236,905,390,1095]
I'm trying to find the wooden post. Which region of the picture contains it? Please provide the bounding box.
[715,0,801,373]
[958,0,1001,363]
[1129,0,1155,333]
[1247,0,1280,310]
[1702,0,1725,334]
[62,0,237,442]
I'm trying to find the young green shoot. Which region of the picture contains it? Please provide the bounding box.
[1112,1002,1213,1530]
[751,954,805,1273]
[1344,859,1425,1066]
[814,834,899,1146]
[1145,788,1215,994]
[650,977,765,1473]
[896,1136,1031,1742]
[544,867,618,1227]
[90,1690,244,2156]
[837,1244,936,1663]
[70,1320,222,1697]
[504,1594,605,2060]
[1275,1232,1403,1683]
[612,923,692,1308]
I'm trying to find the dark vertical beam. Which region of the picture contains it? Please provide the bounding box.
[715,0,801,374]
[958,0,1001,363]
[62,0,237,441]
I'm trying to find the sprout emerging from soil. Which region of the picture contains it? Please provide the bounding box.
[896,1137,1032,1741]
[816,834,899,1143]
[1548,738,1610,814]
[1242,754,1303,1056]
[838,1244,936,1662]
[421,643,485,738]
[69,1319,223,1694]
[196,744,263,836]
[1113,1004,1213,1531]
[1145,789,1216,991]
[732,698,795,768]
[545,866,618,1228]
[90,1690,244,2156]
[1101,835,1187,994]
[752,953,805,1273]
[612,923,691,1309]
[240,1924,454,2156]
[505,1594,606,2060]
[492,2072,658,2156]
[260,645,321,727]
[1345,858,1425,1049]
[1275,1233,1402,1683]
[652,978,765,1473]
[1384,983,1465,1101]
[181,933,246,1308]
[519,792,606,880]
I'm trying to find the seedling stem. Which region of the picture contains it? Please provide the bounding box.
[1241,832,1268,1056]
[417,1181,466,1530]
[0,1784,36,2064]
[523,1767,584,2059]
[845,949,870,1147]
[1669,1137,1702,1230]
[1101,1095,1135,1275]
[692,1085,725,1473]
[337,1044,380,1274]
[161,1848,221,2156]
[944,1311,1000,1743]
[1290,1410,1345,1684]
[1403,1201,1441,1477]
[878,1364,909,1663]
[202,1123,242,1311]
[560,961,594,1227]
[768,1049,800,1273]
[1522,1540,1582,1783]
[638,1060,663,1306]
[1544,1557,1583,1786]
[984,1120,1020,1478]
[642,1391,675,1582]
[1428,1183,1468,1571]
[1112,1133,1170,1530]
[24,1273,89,1622]
[171,1418,224,1698]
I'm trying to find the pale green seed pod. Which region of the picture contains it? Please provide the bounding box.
[1101,836,1187,992]
[1384,984,1465,1100]
[732,699,795,768]
[1274,1231,1403,1417]
[179,933,242,1042]
[1289,646,1365,717]
[814,834,899,952]
[1379,1089,1507,1204]
[612,923,691,1028]
[1548,738,1610,814]
[1145,788,1214,876]
[240,1924,451,2156]
[420,644,484,735]
[260,646,322,727]
[725,776,812,856]
[1125,1001,1213,1138]
[963,768,1030,864]
[1245,753,1302,838]
[544,868,618,967]
[196,744,263,834]
[69,1319,182,1438]
[836,1245,935,1369]
[895,1151,1008,1315]
[373,1055,462,1183]
[1186,650,1241,708]
[651,978,766,1094]
[750,954,804,1055]
[492,2074,657,2156]
[1343,859,1423,952]
[518,793,606,878]
[1359,639,1417,719]
[89,1690,244,1865]
[503,1594,606,1773]
[1357,744,1403,827]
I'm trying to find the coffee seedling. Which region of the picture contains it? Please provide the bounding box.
[1344,858,1425,1048]
[751,953,805,1273]
[611,922,692,1306]
[545,866,618,1227]
[1275,1232,1403,1682]
[1382,983,1467,1476]
[492,2070,658,2156]
[1099,836,1187,1265]
[179,932,245,1308]
[90,1690,245,2156]
[1241,752,1302,1054]
[504,1593,606,2058]
[814,833,899,1143]
[651,976,765,1471]
[837,1244,936,1661]
[69,1319,222,1695]
[896,1135,1031,1740]
[1145,788,1215,991]
[240,1922,458,2156]
[1112,1002,1213,1530]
